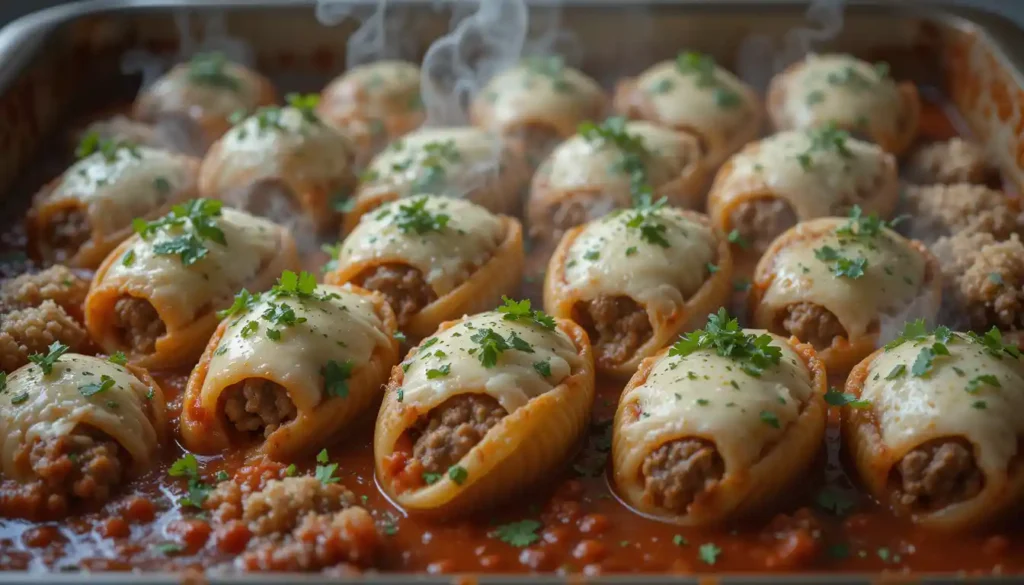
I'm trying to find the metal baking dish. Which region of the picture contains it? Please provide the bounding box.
[1,0,1024,583]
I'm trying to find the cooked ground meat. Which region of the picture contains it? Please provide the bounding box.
[778,302,846,349]
[223,379,297,438]
[893,439,983,512]
[906,138,998,186]
[932,232,1024,331]
[728,198,798,254]
[239,478,356,536]
[354,264,436,326]
[239,506,379,572]
[574,295,653,368]
[0,265,88,316]
[112,297,165,354]
[13,430,125,518]
[0,300,89,372]
[903,184,1024,242]
[412,394,506,475]
[44,208,91,260]
[642,439,724,514]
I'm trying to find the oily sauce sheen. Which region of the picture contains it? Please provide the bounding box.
[0,88,1022,577]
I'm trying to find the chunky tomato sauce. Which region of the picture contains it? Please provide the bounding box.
[1,90,1023,578]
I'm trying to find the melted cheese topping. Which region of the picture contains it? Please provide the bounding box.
[760,219,926,340]
[864,336,1024,475]
[321,60,421,117]
[339,195,504,296]
[777,54,902,134]
[49,147,194,237]
[0,354,161,481]
[102,208,284,329]
[142,61,266,122]
[476,61,604,134]
[544,121,699,197]
[622,333,813,470]
[400,312,582,415]
[210,107,352,188]
[202,285,391,412]
[722,130,892,218]
[563,208,717,321]
[632,59,756,140]
[359,127,504,200]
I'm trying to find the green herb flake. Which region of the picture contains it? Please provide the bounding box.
[698,542,722,565]
[447,465,468,485]
[315,449,339,485]
[965,374,1000,394]
[107,351,128,366]
[79,374,116,398]
[322,360,354,398]
[669,308,782,377]
[490,519,542,548]
[28,342,70,375]
[823,387,871,409]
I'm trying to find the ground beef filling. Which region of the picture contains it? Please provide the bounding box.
[25,430,124,516]
[893,439,984,512]
[0,300,89,372]
[412,394,507,475]
[574,295,653,368]
[728,198,798,254]
[779,302,846,349]
[45,207,91,258]
[223,379,297,438]
[355,264,436,326]
[642,439,724,514]
[112,297,165,354]
[933,232,1024,331]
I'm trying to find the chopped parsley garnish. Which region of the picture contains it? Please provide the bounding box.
[447,465,468,485]
[698,542,722,565]
[989,272,1005,286]
[814,245,867,279]
[674,51,741,108]
[911,342,949,377]
[272,269,318,297]
[523,56,573,92]
[79,374,116,397]
[285,92,321,123]
[0,372,5,392]
[826,60,886,90]
[816,487,856,516]
[759,410,781,429]
[796,123,853,170]
[823,387,871,408]
[624,195,671,248]
[490,519,542,547]
[168,454,213,509]
[834,205,898,241]
[497,296,556,330]
[885,364,905,380]
[153,542,186,556]
[315,449,339,485]
[967,327,1022,360]
[670,308,781,377]
[107,351,128,366]
[423,472,443,485]
[972,400,988,409]
[425,364,451,379]
[727,229,749,249]
[187,52,240,90]
[884,319,930,350]
[672,534,688,546]
[965,374,1000,394]
[121,250,136,267]
[393,331,408,343]
[391,196,450,234]
[323,359,354,397]
[578,116,652,202]
[533,360,552,377]
[284,464,297,477]
[470,327,532,368]
[28,342,70,375]
[11,392,29,405]
[218,289,260,320]
[133,199,226,266]
[75,132,140,163]
[240,321,259,338]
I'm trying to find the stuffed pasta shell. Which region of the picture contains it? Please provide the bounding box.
[318,60,425,167]
[469,57,606,162]
[181,275,398,460]
[84,200,298,369]
[198,98,355,233]
[133,52,277,153]
[707,127,899,256]
[375,305,595,516]
[527,118,706,245]
[28,139,199,268]
[843,325,1024,530]
[326,195,523,340]
[612,310,827,525]
[341,127,528,233]
[0,350,167,519]
[545,204,732,376]
[767,54,920,156]
[751,214,941,374]
[613,51,762,169]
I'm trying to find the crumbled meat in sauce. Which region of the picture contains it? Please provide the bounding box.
[779,302,846,349]
[894,439,983,512]
[906,138,998,186]
[239,507,379,572]
[933,232,1024,331]
[223,379,297,438]
[903,184,1024,242]
[355,263,436,326]
[0,264,88,317]
[0,300,89,372]
[642,439,724,514]
[1,431,124,520]
[44,208,91,259]
[574,295,652,368]
[113,297,165,354]
[412,394,506,475]
[728,198,798,254]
